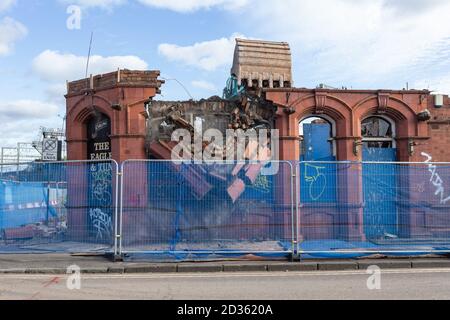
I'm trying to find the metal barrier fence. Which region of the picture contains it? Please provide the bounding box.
[0,160,119,255]
[1,159,450,260]
[296,161,450,258]
[119,160,295,259]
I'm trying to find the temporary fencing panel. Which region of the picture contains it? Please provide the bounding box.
[119,160,295,260]
[1,159,450,260]
[296,161,450,258]
[0,161,118,254]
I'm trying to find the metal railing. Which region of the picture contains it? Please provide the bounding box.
[295,161,450,258]
[0,160,119,255]
[118,160,295,259]
[1,159,450,260]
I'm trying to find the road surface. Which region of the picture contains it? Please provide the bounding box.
[1,268,449,300]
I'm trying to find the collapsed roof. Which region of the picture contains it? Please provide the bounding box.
[142,39,291,203]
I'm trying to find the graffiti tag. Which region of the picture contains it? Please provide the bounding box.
[89,208,112,241]
[249,175,271,194]
[304,163,327,201]
[91,163,112,203]
[421,153,450,204]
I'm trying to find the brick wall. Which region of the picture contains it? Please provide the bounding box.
[65,69,164,162]
[421,95,450,162]
[67,70,163,96]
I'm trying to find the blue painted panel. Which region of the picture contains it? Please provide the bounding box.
[300,123,337,203]
[302,123,333,161]
[0,181,53,229]
[362,148,398,238]
[363,148,396,162]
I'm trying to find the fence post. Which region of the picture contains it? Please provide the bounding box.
[113,160,122,260]
[292,161,301,261]
[288,161,296,261]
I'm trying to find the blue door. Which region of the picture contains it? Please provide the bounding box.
[300,123,337,203]
[362,148,398,239]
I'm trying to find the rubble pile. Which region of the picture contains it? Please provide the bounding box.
[144,93,278,203]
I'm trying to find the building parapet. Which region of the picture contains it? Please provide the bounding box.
[66,69,164,96]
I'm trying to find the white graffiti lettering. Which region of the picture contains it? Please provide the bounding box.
[421,153,450,204]
[91,163,112,203]
[89,208,112,241]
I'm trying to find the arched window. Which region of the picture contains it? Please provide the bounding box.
[361,116,395,149]
[299,116,336,161]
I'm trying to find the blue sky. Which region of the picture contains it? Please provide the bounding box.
[0,0,450,146]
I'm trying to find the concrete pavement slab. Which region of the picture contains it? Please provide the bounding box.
[412,259,450,269]
[358,260,412,270]
[267,263,318,272]
[0,254,450,274]
[177,264,223,273]
[124,264,177,274]
[317,261,359,271]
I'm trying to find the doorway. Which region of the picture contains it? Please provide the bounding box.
[299,117,337,203]
[86,113,113,242]
[361,116,398,239]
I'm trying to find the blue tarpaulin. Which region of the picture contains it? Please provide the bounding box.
[0,180,56,230]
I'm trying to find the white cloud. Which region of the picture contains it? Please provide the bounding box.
[0,17,27,56]
[59,0,126,9]
[240,0,450,89]
[158,33,244,71]
[31,50,148,106]
[32,50,148,82]
[137,0,248,12]
[61,0,248,12]
[0,117,62,147]
[0,100,59,119]
[413,74,450,94]
[191,80,217,91]
[0,100,63,147]
[45,83,68,105]
[0,0,16,12]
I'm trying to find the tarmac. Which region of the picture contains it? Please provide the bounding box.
[1,254,450,274]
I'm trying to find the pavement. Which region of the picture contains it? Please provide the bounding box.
[1,254,450,274]
[2,268,450,300]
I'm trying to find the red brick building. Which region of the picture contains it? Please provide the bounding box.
[66,69,164,163]
[65,58,450,244]
[263,89,450,241]
[265,89,450,163]
[66,79,450,164]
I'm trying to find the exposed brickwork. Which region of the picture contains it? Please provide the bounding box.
[264,88,434,162]
[65,70,164,240]
[265,88,450,242]
[67,70,163,96]
[65,69,164,162]
[423,97,450,162]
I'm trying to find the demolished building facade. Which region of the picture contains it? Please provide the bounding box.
[64,38,450,243]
